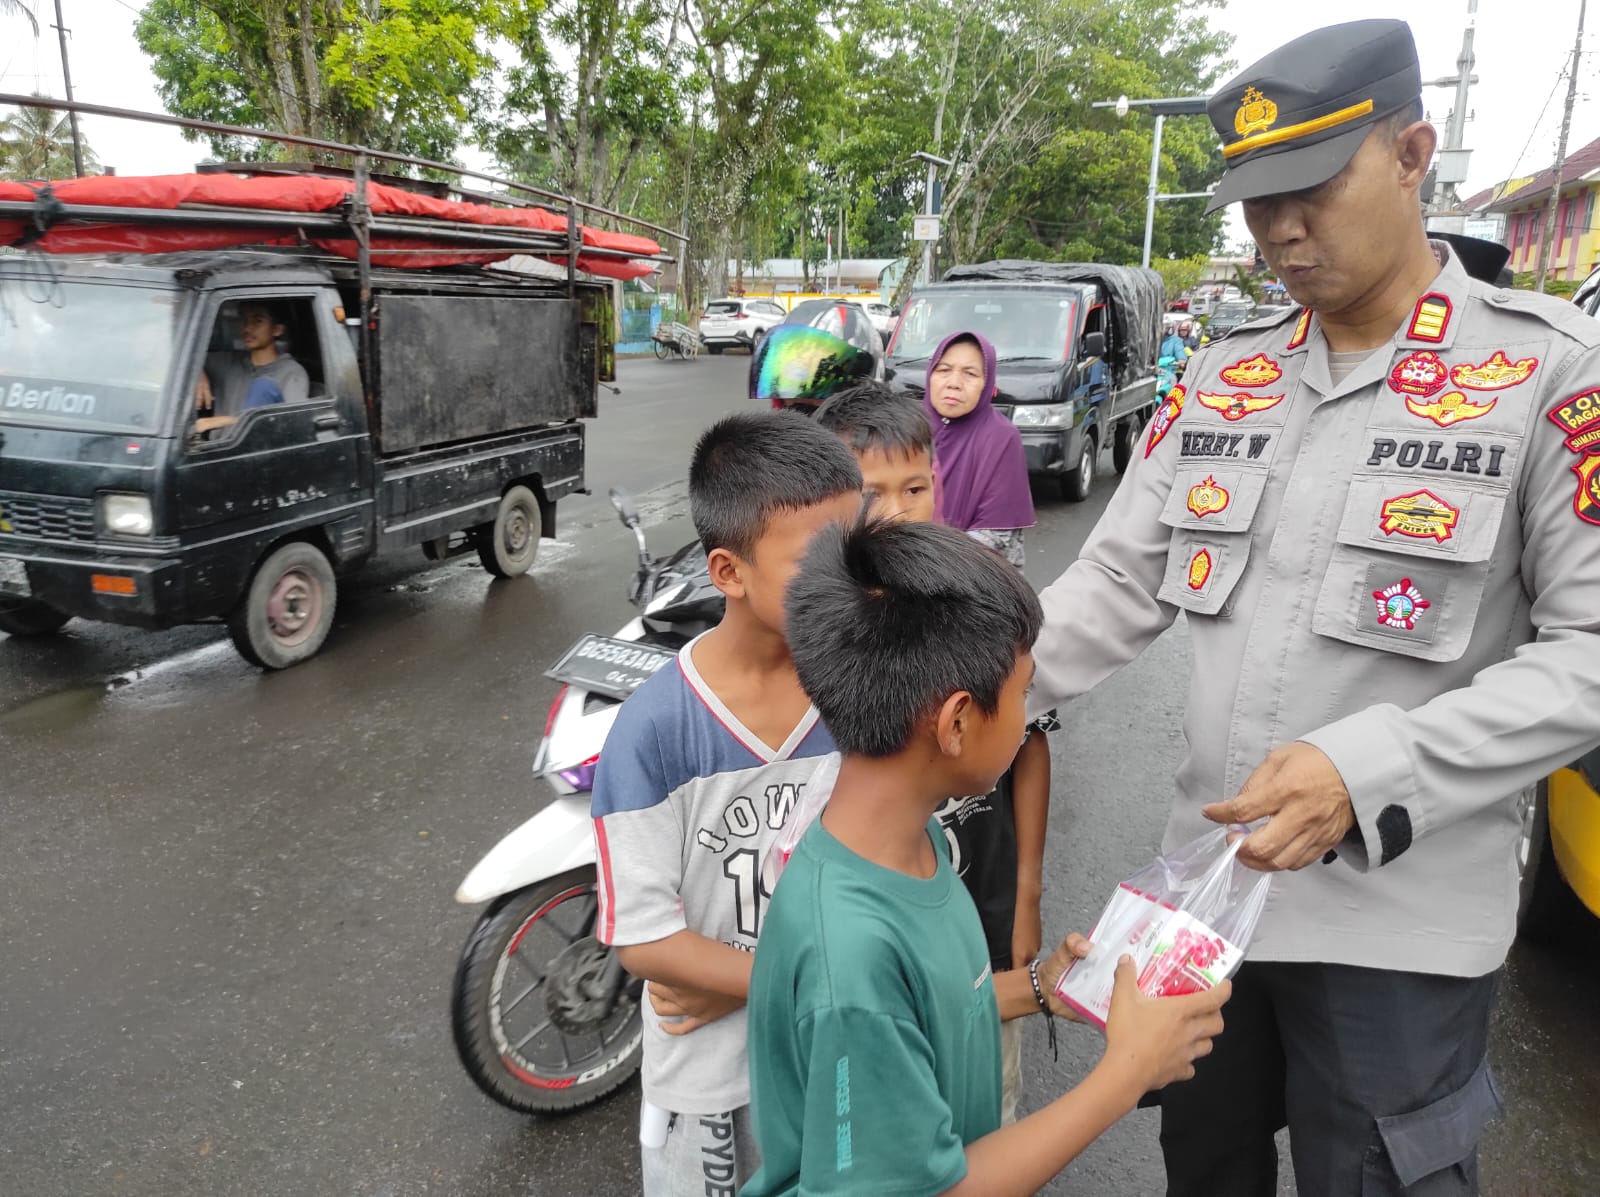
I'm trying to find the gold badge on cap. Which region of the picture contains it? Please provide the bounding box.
[1234,87,1279,137]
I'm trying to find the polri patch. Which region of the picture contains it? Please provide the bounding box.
[1219,353,1283,388]
[1373,578,1431,630]
[1387,350,1449,398]
[1451,351,1537,391]
[1186,475,1231,519]
[1196,390,1285,422]
[1546,389,1600,525]
[1145,385,1186,457]
[1407,293,1452,343]
[1187,548,1214,591]
[1379,490,1459,543]
[1405,391,1496,428]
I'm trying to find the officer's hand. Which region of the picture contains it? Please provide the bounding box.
[1201,742,1354,872]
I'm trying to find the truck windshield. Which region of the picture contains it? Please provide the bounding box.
[891,290,1077,366]
[0,280,179,433]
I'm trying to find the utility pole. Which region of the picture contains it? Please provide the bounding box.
[50,0,85,177]
[1426,0,1479,226]
[1538,0,1586,292]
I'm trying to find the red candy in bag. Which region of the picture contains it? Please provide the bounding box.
[1055,827,1271,1028]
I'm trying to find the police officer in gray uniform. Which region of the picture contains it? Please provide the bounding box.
[1030,20,1600,1196]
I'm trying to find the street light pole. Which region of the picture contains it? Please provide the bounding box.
[1143,113,1165,269]
[1093,96,1208,269]
[922,157,936,286]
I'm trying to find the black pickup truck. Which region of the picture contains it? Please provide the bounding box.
[0,250,614,667]
[888,260,1164,501]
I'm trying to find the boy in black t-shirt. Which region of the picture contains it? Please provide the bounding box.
[815,381,1054,1122]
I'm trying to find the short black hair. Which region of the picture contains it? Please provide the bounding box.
[813,381,935,462]
[1381,97,1425,140]
[238,299,288,327]
[786,516,1042,757]
[688,410,863,559]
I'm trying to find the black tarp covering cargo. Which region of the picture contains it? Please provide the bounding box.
[940,260,1165,379]
[375,294,589,455]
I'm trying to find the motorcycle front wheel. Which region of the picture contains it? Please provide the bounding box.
[451,867,643,1113]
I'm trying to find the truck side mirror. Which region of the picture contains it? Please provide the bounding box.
[609,487,642,529]
[1083,331,1106,359]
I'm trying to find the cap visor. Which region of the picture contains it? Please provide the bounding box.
[1204,122,1372,214]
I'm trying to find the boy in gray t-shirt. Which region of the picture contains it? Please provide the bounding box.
[194,301,309,434]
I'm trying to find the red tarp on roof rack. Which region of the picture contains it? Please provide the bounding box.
[0,174,662,280]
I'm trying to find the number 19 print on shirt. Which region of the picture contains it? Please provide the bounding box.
[589,634,839,1113]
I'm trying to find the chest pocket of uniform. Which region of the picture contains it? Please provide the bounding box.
[1155,465,1269,615]
[1310,475,1513,662]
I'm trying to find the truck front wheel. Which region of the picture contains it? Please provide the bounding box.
[1112,418,1140,475]
[228,541,337,669]
[0,598,72,637]
[1062,431,1097,503]
[476,485,542,578]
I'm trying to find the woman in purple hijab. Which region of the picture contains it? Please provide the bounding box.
[923,330,1036,566]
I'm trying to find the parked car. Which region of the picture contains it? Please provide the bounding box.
[889,261,1164,501]
[1520,745,1600,940]
[1203,299,1258,341]
[698,297,786,354]
[1572,262,1600,316]
[849,300,897,343]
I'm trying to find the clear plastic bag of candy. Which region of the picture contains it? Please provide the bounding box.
[1055,826,1272,1029]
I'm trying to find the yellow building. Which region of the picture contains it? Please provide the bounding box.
[1466,134,1600,282]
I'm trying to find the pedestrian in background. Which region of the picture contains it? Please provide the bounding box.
[1028,18,1600,1196]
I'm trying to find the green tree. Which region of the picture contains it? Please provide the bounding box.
[135,0,509,161]
[1151,251,1208,302]
[483,0,682,208]
[2,0,38,34]
[1,97,99,180]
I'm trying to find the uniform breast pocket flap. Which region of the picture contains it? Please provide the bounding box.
[1333,475,1508,562]
[1312,483,1511,662]
[1158,466,1269,533]
[1157,533,1252,616]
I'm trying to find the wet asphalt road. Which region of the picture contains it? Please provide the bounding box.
[3,353,1598,1197]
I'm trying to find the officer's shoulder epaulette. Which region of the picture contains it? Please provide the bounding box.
[1464,279,1600,350]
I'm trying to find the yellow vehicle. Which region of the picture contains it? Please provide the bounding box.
[1518,745,1600,939]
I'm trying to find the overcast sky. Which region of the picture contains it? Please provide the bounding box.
[1,0,1593,242]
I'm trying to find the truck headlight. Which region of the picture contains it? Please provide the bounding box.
[1011,404,1072,428]
[100,493,153,537]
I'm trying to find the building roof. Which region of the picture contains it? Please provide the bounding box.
[1485,134,1600,212]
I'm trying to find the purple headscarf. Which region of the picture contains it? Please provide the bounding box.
[923,330,1036,531]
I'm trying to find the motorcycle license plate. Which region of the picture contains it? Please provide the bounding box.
[0,557,30,596]
[545,635,674,701]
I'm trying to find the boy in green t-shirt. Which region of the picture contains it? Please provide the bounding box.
[744,517,1230,1196]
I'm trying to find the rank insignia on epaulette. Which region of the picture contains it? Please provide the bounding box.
[1387,350,1448,398]
[1220,353,1283,388]
[1285,309,1312,350]
[1373,578,1430,630]
[1404,391,1496,428]
[1379,490,1459,543]
[1451,351,1537,391]
[1197,390,1285,421]
[1407,293,1452,343]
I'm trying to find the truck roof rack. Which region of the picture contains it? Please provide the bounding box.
[0,93,681,287]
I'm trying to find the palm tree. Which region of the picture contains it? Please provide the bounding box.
[0,96,98,180]
[1,0,39,35]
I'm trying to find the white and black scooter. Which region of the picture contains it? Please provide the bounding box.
[450,490,721,1113]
